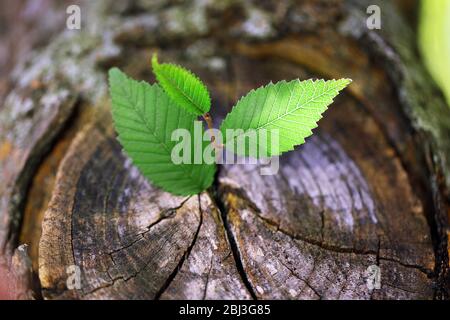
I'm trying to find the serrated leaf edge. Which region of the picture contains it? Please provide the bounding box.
[152,54,211,116]
[108,67,215,196]
[220,78,351,155]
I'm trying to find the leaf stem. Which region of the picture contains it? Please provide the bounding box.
[203,113,215,143]
[202,113,223,159]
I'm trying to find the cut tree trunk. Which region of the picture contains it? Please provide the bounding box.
[0,0,448,299]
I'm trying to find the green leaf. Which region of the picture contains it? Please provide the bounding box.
[108,67,215,196]
[220,79,351,157]
[151,54,211,116]
[419,0,450,107]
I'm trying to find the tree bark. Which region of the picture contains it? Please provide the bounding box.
[0,0,448,299]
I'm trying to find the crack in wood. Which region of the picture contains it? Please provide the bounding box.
[82,196,199,297]
[105,196,192,257]
[279,260,322,299]
[201,255,214,300]
[153,195,203,300]
[220,181,434,279]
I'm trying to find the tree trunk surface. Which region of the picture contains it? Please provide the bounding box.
[0,0,448,299]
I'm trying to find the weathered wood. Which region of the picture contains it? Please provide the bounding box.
[0,82,77,251]
[211,51,437,299]
[39,123,250,299]
[0,0,448,299]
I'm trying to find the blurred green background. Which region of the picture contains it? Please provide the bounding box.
[419,0,450,107]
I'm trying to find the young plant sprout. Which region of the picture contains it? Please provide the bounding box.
[108,54,351,196]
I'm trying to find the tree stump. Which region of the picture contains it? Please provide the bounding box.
[0,0,448,299]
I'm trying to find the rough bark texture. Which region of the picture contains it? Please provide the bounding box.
[0,0,448,299]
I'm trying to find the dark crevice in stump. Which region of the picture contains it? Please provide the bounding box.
[208,184,258,300]
[154,195,203,300]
